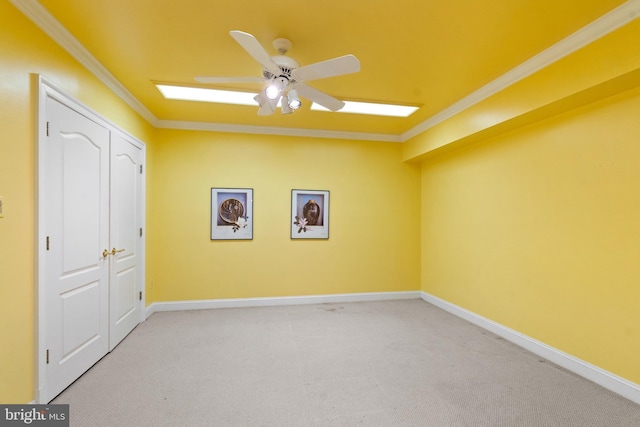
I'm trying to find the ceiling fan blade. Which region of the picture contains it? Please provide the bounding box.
[295,84,345,112]
[194,76,265,84]
[229,30,281,75]
[292,54,360,82]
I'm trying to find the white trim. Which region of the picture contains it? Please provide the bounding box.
[10,0,640,142]
[420,291,640,405]
[145,291,421,318]
[34,74,48,405]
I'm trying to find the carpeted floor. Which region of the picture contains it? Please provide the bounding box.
[52,299,640,426]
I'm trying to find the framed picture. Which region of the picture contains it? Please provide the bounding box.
[291,189,329,239]
[211,188,253,240]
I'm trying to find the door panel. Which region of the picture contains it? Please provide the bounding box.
[45,97,110,401]
[115,266,136,320]
[62,137,102,272]
[61,282,101,359]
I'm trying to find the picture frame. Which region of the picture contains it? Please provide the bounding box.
[291,189,329,239]
[211,188,253,240]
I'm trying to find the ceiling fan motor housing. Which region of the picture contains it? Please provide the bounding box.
[263,55,299,90]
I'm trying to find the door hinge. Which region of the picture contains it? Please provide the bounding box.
[46,122,50,137]
[139,291,142,301]
[139,227,143,237]
[139,164,143,174]
[46,236,50,251]
[46,349,49,364]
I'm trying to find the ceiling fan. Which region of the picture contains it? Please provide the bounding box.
[195,30,360,115]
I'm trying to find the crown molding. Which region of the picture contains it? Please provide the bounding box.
[11,0,640,143]
[400,0,640,142]
[9,0,159,125]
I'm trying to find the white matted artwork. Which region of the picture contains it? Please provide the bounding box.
[291,189,329,239]
[211,188,253,240]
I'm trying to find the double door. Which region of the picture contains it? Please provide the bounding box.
[39,89,144,403]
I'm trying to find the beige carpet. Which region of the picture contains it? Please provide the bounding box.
[52,299,640,426]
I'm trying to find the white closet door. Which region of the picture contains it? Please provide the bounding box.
[44,97,110,402]
[109,133,143,349]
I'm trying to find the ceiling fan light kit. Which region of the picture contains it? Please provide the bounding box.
[265,76,287,100]
[281,94,293,115]
[287,89,301,110]
[195,30,361,116]
[253,91,278,116]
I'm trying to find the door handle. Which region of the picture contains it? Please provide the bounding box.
[102,248,125,258]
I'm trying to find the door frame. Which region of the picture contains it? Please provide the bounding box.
[35,76,146,403]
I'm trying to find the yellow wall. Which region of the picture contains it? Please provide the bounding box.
[408,13,640,385]
[420,86,640,383]
[0,2,153,403]
[147,129,421,302]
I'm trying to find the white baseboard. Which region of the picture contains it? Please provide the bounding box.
[420,291,640,405]
[145,291,421,318]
